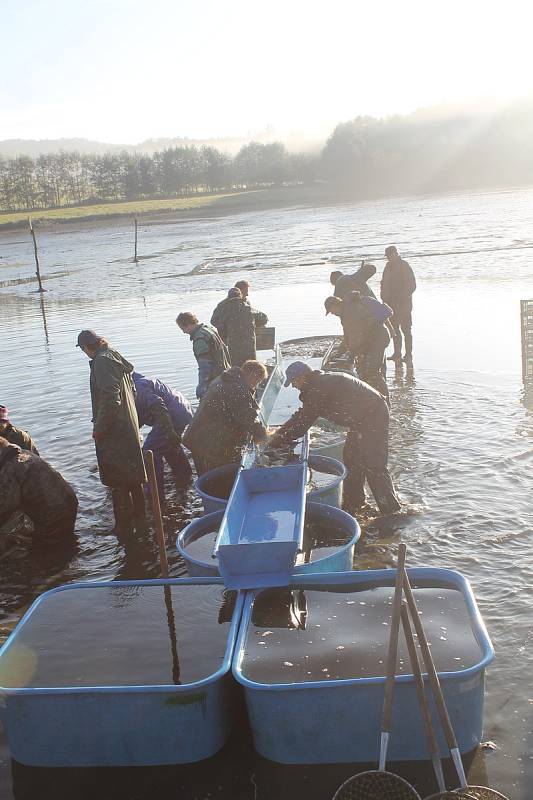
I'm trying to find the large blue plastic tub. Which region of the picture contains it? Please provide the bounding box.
[196,455,346,515]
[232,568,494,764]
[177,502,360,578]
[0,578,243,767]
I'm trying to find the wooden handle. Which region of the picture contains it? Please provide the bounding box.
[145,449,169,578]
[402,567,468,789]
[381,543,407,733]
[401,602,446,792]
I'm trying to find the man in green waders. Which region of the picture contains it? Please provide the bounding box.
[77,330,147,537]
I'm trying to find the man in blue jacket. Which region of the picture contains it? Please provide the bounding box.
[132,372,193,501]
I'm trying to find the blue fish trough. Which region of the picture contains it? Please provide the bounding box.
[232,568,494,764]
[0,578,244,767]
[177,501,360,578]
[213,459,308,590]
[195,454,346,515]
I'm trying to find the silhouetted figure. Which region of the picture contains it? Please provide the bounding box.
[330,262,377,301]
[0,437,77,541]
[381,246,416,364]
[211,287,268,366]
[176,312,230,399]
[0,406,39,454]
[77,330,146,537]
[324,292,392,399]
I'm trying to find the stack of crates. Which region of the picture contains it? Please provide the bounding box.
[521,299,533,388]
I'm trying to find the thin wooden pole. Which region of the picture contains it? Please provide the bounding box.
[29,218,45,292]
[134,216,139,262]
[145,449,168,577]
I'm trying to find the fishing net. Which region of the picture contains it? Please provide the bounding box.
[332,769,421,800]
[425,789,508,799]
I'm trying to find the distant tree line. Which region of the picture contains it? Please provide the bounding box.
[2,103,533,213]
[0,143,316,212]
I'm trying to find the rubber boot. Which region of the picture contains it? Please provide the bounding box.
[130,485,147,535]
[111,488,134,537]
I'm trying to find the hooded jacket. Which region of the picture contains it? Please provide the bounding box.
[275,370,385,442]
[211,296,268,367]
[89,345,146,487]
[183,366,265,466]
[190,323,231,398]
[0,443,77,538]
[333,263,377,301]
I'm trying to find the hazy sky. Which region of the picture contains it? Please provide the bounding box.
[2,0,533,143]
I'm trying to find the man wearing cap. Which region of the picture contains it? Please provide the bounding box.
[77,330,146,536]
[324,293,391,398]
[0,406,39,454]
[270,362,401,516]
[176,312,231,399]
[380,246,416,364]
[234,279,251,304]
[330,262,377,301]
[183,360,268,475]
[0,436,77,541]
[211,287,268,367]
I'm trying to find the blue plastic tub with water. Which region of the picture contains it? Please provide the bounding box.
[196,455,346,515]
[232,568,494,764]
[0,577,244,767]
[177,501,359,578]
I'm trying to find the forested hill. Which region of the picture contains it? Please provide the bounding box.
[2,102,533,214]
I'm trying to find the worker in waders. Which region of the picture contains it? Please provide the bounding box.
[211,287,268,366]
[380,245,416,365]
[176,312,230,399]
[77,330,147,537]
[330,262,377,301]
[0,437,78,541]
[132,371,193,500]
[269,362,401,516]
[324,292,392,399]
[0,406,39,454]
[183,360,268,476]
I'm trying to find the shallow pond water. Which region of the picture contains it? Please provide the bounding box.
[0,186,532,798]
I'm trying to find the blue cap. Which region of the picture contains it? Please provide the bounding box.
[284,361,310,387]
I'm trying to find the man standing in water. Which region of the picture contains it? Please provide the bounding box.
[380,246,416,365]
[269,362,401,516]
[211,287,268,366]
[176,312,230,399]
[77,330,146,537]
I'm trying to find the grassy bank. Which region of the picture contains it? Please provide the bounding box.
[0,192,242,228]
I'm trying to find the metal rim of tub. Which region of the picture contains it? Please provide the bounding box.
[177,502,360,577]
[232,568,495,692]
[0,577,244,696]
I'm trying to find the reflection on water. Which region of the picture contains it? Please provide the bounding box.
[0,188,532,798]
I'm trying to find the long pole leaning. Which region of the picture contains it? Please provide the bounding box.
[29,218,45,293]
[145,449,169,578]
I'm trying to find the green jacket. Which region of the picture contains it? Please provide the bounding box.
[339,294,390,356]
[190,323,231,398]
[211,297,268,367]
[1,424,39,454]
[89,345,146,488]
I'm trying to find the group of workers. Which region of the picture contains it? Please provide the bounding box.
[0,247,416,542]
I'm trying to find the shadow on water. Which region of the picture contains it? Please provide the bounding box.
[9,725,491,800]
